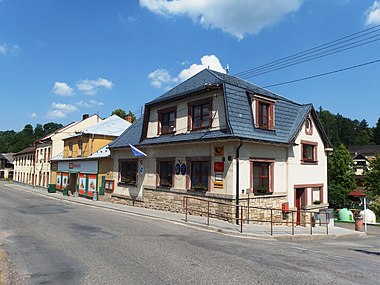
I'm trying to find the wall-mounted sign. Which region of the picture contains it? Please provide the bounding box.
[180,163,187,175]
[214,146,224,156]
[175,163,180,175]
[214,162,224,173]
[69,162,81,170]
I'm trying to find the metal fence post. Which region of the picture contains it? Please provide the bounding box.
[291,211,294,236]
[185,197,188,222]
[310,212,313,235]
[240,206,243,233]
[270,209,273,236]
[207,201,210,226]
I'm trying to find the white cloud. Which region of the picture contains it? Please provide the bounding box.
[30,112,38,118]
[77,78,114,95]
[148,54,226,89]
[140,0,303,39]
[47,103,77,118]
[148,69,178,88]
[365,1,380,25]
[0,44,6,55]
[52,82,74,96]
[76,99,104,108]
[0,43,20,55]
[177,55,225,82]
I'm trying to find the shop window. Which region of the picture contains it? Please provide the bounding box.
[191,161,210,191]
[251,159,274,193]
[158,160,174,187]
[119,160,138,185]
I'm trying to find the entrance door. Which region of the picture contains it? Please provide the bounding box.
[295,188,306,225]
[68,173,78,195]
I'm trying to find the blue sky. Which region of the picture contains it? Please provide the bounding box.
[1,0,379,131]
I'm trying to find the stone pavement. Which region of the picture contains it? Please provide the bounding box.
[4,182,366,240]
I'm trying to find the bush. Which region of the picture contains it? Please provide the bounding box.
[369,195,380,220]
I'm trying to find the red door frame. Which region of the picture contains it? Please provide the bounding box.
[295,188,307,225]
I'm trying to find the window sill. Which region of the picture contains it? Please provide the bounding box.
[301,160,318,165]
[254,191,273,196]
[255,126,275,132]
[117,182,137,187]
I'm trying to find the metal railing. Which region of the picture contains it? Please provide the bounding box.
[183,196,330,236]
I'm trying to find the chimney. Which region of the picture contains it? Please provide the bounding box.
[82,114,89,120]
[125,114,133,123]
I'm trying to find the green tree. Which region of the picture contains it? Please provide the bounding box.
[317,108,342,147]
[365,154,380,196]
[43,122,63,136]
[34,124,44,139]
[328,185,351,209]
[328,144,356,208]
[373,117,380,145]
[127,110,136,123]
[328,144,356,190]
[353,119,373,146]
[111,109,127,119]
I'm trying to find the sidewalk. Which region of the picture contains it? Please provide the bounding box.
[5,183,366,240]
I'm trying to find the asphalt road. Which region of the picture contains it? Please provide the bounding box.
[0,183,379,285]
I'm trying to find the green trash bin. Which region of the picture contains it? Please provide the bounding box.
[48,184,56,193]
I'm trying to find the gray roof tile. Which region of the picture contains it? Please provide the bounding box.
[111,69,330,148]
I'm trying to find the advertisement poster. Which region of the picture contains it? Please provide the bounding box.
[56,172,61,189]
[62,173,68,189]
[78,173,87,195]
[88,174,97,193]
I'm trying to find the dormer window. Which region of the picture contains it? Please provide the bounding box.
[158,107,176,135]
[305,117,313,135]
[188,98,212,131]
[254,97,275,130]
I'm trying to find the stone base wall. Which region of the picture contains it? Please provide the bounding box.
[111,187,292,224]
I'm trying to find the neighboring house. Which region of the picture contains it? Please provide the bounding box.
[34,114,103,189]
[51,115,132,200]
[109,69,332,224]
[0,153,14,179]
[348,145,380,186]
[13,146,36,185]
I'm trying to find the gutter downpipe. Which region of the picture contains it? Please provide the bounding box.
[236,140,243,225]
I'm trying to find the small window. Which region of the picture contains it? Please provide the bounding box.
[305,118,313,135]
[188,99,212,131]
[301,141,318,164]
[255,99,274,129]
[252,161,274,193]
[159,109,176,134]
[158,161,174,187]
[119,160,137,185]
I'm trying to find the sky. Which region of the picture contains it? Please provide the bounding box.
[1,0,379,132]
